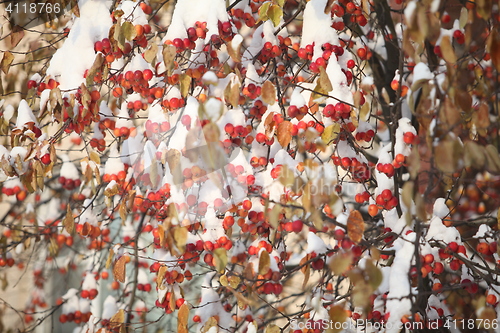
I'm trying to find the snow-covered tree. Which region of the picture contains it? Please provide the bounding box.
[1,0,500,331]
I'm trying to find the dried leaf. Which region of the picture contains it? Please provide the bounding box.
[158,224,166,247]
[269,204,281,229]
[262,81,276,105]
[177,304,189,333]
[258,250,271,275]
[277,121,292,148]
[351,280,372,309]
[464,141,486,169]
[122,21,137,41]
[109,309,125,329]
[105,248,115,269]
[0,51,14,75]
[173,227,188,253]
[201,317,219,333]
[329,251,353,275]
[10,26,24,48]
[302,264,310,289]
[113,255,127,283]
[144,42,158,64]
[435,137,463,173]
[228,275,241,289]
[441,97,461,129]
[319,67,333,92]
[265,325,280,333]
[364,260,382,290]
[485,144,500,173]
[328,305,347,333]
[156,265,167,289]
[180,74,191,98]
[162,45,176,74]
[347,210,364,244]
[63,204,75,235]
[440,35,457,63]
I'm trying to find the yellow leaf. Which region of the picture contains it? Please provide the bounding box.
[321,123,340,144]
[174,227,188,253]
[329,252,353,275]
[177,304,189,333]
[364,260,383,290]
[122,21,137,41]
[265,324,280,333]
[144,42,158,64]
[258,2,272,22]
[268,5,283,27]
[214,248,228,273]
[327,305,347,333]
[347,210,364,244]
[228,275,241,289]
[180,74,191,98]
[319,66,333,92]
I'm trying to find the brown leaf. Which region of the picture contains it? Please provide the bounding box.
[261,81,276,105]
[440,97,461,130]
[10,26,24,49]
[105,248,115,269]
[490,29,500,72]
[258,250,271,275]
[113,255,127,283]
[63,204,75,235]
[435,137,463,173]
[177,304,189,333]
[277,121,292,148]
[0,51,14,75]
[347,210,364,244]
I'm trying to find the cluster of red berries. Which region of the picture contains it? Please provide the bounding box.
[323,102,351,121]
